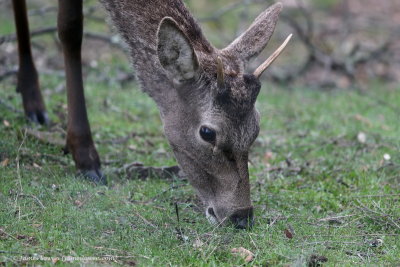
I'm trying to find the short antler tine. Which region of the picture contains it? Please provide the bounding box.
[253,33,292,79]
[217,56,225,89]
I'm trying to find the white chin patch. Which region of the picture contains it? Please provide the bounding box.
[206,209,218,225]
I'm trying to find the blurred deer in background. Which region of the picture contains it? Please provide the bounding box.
[11,0,291,229]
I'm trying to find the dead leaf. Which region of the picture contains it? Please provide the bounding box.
[307,254,328,267]
[369,238,383,247]
[33,163,41,169]
[381,124,390,131]
[231,247,254,263]
[193,239,204,250]
[263,151,274,163]
[284,228,293,239]
[354,114,372,127]
[0,158,9,167]
[16,234,27,240]
[74,200,83,207]
[25,236,38,245]
[359,165,369,172]
[124,260,136,266]
[128,144,137,150]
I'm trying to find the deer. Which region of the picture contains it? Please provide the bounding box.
[11,0,291,229]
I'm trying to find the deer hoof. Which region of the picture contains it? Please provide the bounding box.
[77,169,107,185]
[26,111,49,125]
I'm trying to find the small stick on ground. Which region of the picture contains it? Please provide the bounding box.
[17,194,46,209]
[0,98,22,113]
[132,210,157,229]
[354,201,400,230]
[349,194,400,198]
[318,214,356,222]
[24,128,65,147]
[0,228,18,241]
[16,129,27,192]
[298,241,362,247]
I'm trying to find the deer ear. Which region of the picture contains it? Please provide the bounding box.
[223,2,282,62]
[157,17,199,84]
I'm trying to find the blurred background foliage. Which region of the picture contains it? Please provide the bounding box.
[188,0,400,90]
[1,0,399,90]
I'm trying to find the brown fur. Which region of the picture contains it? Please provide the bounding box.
[12,0,283,227]
[101,0,283,227]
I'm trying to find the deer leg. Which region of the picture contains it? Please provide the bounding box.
[58,0,106,184]
[12,0,48,124]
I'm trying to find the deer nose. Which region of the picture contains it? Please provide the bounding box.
[229,206,254,229]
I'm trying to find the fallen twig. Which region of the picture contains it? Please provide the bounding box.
[24,128,65,147]
[16,194,46,209]
[119,163,183,180]
[0,68,18,82]
[302,233,399,239]
[299,240,361,246]
[132,210,157,229]
[0,250,32,256]
[354,201,400,230]
[0,228,18,241]
[0,98,22,114]
[317,214,357,223]
[348,194,400,198]
[0,27,125,51]
[151,184,186,202]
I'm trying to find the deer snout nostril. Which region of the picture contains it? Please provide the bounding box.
[207,207,216,217]
[206,206,218,225]
[229,207,254,229]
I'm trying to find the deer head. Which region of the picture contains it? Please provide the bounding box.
[101,0,290,228]
[155,3,290,228]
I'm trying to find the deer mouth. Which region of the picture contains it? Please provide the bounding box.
[205,205,254,229]
[205,206,219,225]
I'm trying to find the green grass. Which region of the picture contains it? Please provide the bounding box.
[1,72,399,266]
[1,1,400,266]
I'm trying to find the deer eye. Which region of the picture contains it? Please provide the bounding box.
[199,126,216,144]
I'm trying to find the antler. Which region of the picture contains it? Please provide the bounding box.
[253,34,293,79]
[217,56,225,89]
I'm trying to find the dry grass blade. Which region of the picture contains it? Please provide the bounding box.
[17,194,46,209]
[25,128,65,147]
[354,201,400,230]
[132,210,157,229]
[231,247,254,263]
[317,214,356,223]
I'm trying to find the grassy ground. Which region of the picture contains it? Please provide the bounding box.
[1,1,400,266]
[1,73,400,266]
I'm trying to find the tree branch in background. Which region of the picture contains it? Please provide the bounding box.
[268,0,398,88]
[0,26,125,51]
[1,1,399,89]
